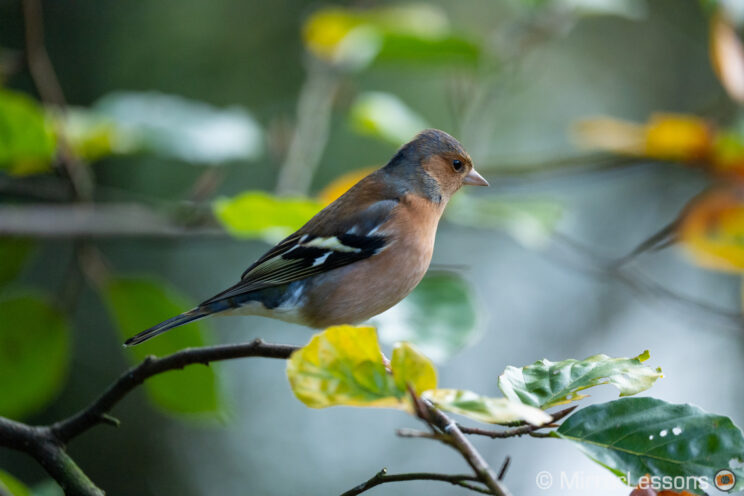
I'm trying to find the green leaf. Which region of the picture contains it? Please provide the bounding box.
[422,389,551,426]
[556,397,744,493]
[350,92,428,146]
[375,272,479,363]
[0,293,70,419]
[302,5,480,70]
[0,238,33,288]
[446,194,563,249]
[102,277,222,417]
[0,469,31,496]
[286,325,437,410]
[94,91,263,164]
[498,350,662,409]
[213,191,323,242]
[0,89,56,175]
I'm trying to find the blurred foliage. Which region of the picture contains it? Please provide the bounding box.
[0,90,56,175]
[498,350,662,409]
[0,239,32,289]
[213,191,323,242]
[0,294,70,420]
[93,92,263,164]
[103,277,223,417]
[350,92,429,146]
[375,272,479,363]
[556,397,744,492]
[422,389,551,425]
[302,4,480,70]
[0,469,30,496]
[287,325,436,410]
[678,184,744,272]
[317,167,377,205]
[446,194,563,249]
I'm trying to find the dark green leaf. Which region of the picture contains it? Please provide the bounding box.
[0,90,56,175]
[556,397,744,493]
[0,238,33,288]
[0,293,70,419]
[102,277,222,417]
[375,272,479,362]
[499,351,662,409]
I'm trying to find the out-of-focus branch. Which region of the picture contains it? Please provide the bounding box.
[0,203,225,238]
[275,60,340,195]
[22,0,94,200]
[0,339,297,495]
[340,468,490,496]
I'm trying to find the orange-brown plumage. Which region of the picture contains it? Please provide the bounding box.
[125,129,488,346]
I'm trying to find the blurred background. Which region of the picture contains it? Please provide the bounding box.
[1,0,744,494]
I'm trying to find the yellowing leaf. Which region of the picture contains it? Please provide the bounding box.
[286,325,438,410]
[0,470,31,496]
[422,389,551,426]
[391,342,436,394]
[678,185,744,272]
[213,191,323,242]
[317,167,376,205]
[644,114,711,162]
[302,4,478,70]
[573,114,711,163]
[710,12,744,104]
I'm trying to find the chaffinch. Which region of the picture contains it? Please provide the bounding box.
[125,129,488,346]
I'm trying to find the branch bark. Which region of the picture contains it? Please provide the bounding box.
[0,339,298,495]
[340,468,490,496]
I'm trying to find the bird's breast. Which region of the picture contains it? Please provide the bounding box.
[300,195,443,328]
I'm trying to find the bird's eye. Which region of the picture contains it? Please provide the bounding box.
[452,159,464,172]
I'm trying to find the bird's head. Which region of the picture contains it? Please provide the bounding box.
[385,129,488,203]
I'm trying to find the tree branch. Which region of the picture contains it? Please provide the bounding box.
[0,339,298,495]
[457,405,577,439]
[340,468,490,496]
[52,339,297,442]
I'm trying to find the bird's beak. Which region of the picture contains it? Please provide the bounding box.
[463,168,489,186]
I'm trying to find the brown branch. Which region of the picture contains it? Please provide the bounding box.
[0,339,298,495]
[419,399,512,496]
[51,339,297,442]
[458,405,577,439]
[339,468,490,496]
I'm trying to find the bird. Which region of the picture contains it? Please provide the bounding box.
[124,129,488,346]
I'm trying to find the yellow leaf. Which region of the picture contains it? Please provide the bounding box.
[391,342,437,395]
[302,9,361,62]
[286,326,438,411]
[422,389,551,426]
[710,12,744,104]
[317,167,376,205]
[644,114,711,162]
[679,185,744,272]
[573,114,711,163]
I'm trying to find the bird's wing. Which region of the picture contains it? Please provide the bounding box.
[199,198,397,305]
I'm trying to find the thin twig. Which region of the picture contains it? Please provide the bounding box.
[458,405,577,439]
[497,456,511,481]
[339,468,490,496]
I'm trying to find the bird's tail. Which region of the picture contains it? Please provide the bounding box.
[124,308,209,346]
